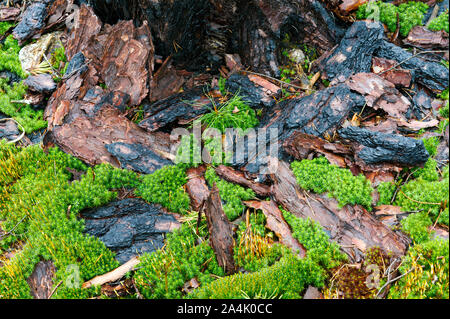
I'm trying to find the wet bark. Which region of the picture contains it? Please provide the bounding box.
[202,184,236,275]
[269,159,410,262]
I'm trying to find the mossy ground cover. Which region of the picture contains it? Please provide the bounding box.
[0,23,47,134]
[356,1,429,37]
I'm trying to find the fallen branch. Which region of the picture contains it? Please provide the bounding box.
[82,256,140,289]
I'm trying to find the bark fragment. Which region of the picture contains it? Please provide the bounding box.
[202,185,236,275]
[346,73,411,119]
[404,26,449,49]
[372,57,412,88]
[185,166,210,212]
[243,200,307,257]
[215,165,272,197]
[269,159,410,262]
[26,260,56,299]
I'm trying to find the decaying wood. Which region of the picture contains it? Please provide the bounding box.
[346,73,411,120]
[215,165,271,197]
[269,158,410,262]
[202,185,236,275]
[243,200,307,257]
[186,166,210,212]
[43,5,172,172]
[0,6,21,21]
[90,0,340,76]
[82,256,140,289]
[404,26,449,49]
[26,261,56,299]
[372,57,412,88]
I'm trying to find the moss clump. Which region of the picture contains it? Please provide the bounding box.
[356,1,429,37]
[389,238,449,299]
[188,252,326,299]
[282,209,347,269]
[204,166,255,220]
[0,144,125,299]
[394,167,448,227]
[0,34,47,133]
[133,218,224,299]
[377,181,397,206]
[427,10,449,33]
[135,164,191,214]
[291,157,374,210]
[234,211,285,272]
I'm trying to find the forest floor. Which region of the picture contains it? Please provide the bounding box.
[0,0,449,300]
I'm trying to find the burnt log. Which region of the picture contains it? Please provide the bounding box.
[320,20,386,84]
[81,198,181,264]
[375,40,449,91]
[90,0,341,76]
[338,126,430,166]
[269,159,410,262]
[202,184,236,275]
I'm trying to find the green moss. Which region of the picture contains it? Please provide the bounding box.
[282,209,347,269]
[188,252,326,299]
[0,21,14,35]
[0,35,47,133]
[135,164,190,214]
[133,220,224,299]
[205,166,255,220]
[401,211,433,244]
[394,166,448,227]
[377,181,397,206]
[50,44,67,74]
[356,1,429,37]
[427,10,449,33]
[0,144,124,299]
[389,238,449,299]
[291,157,374,210]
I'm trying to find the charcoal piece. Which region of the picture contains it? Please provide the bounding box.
[338,126,429,166]
[138,87,213,132]
[63,52,88,79]
[375,40,449,91]
[12,1,50,44]
[321,20,385,83]
[0,119,20,141]
[81,198,180,264]
[412,89,433,120]
[225,73,279,109]
[0,70,22,84]
[105,142,173,175]
[24,74,57,93]
[283,84,365,137]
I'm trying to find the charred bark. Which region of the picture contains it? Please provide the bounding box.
[89,0,341,76]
